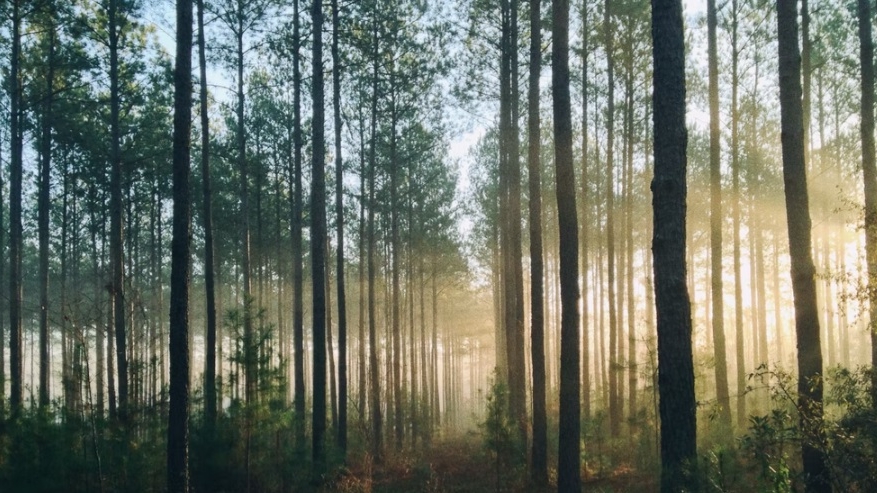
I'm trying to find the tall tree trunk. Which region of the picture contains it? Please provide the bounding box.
[707,0,732,432]
[8,0,23,414]
[367,17,383,461]
[291,0,306,447]
[358,98,367,421]
[390,78,403,451]
[332,0,348,454]
[38,6,57,409]
[527,0,547,484]
[167,0,193,488]
[651,0,696,489]
[580,0,591,422]
[311,0,328,472]
[197,0,218,427]
[604,0,620,438]
[553,0,581,488]
[109,0,129,423]
[776,0,829,489]
[508,0,528,449]
[326,240,338,430]
[857,0,877,407]
[236,16,255,407]
[730,0,746,429]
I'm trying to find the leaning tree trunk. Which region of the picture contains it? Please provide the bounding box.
[651,0,697,490]
[776,0,830,490]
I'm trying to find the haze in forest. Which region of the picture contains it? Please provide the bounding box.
[1,0,876,492]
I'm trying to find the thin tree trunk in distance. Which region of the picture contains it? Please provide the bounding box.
[604,0,620,438]
[730,0,746,429]
[197,0,218,427]
[580,0,591,422]
[707,0,732,432]
[311,0,328,472]
[651,0,697,488]
[291,0,306,447]
[38,5,57,409]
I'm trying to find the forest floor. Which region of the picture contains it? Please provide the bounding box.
[323,434,659,493]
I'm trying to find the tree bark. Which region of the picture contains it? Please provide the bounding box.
[651,0,697,489]
[167,0,194,489]
[8,0,24,414]
[109,0,129,423]
[553,0,581,489]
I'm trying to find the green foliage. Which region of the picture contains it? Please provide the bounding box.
[479,371,524,492]
[734,365,877,492]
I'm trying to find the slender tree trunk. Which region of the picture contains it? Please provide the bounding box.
[291,0,306,448]
[358,100,367,421]
[8,0,23,414]
[389,77,404,451]
[507,0,528,449]
[332,0,348,454]
[109,0,129,423]
[580,0,591,422]
[730,0,746,429]
[197,0,218,427]
[38,7,57,409]
[707,0,732,432]
[776,0,830,489]
[326,241,338,430]
[604,0,620,438]
[554,0,581,488]
[651,0,697,489]
[527,0,547,483]
[235,20,255,408]
[311,0,328,471]
[368,16,383,461]
[857,0,877,407]
[167,0,193,488]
